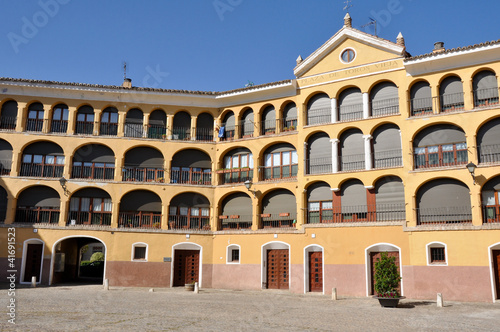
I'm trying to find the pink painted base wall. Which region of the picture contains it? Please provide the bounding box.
[402,265,493,302]
[106,261,171,287]
[324,264,367,297]
[211,264,261,290]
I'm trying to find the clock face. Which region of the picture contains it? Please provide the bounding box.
[341,49,355,63]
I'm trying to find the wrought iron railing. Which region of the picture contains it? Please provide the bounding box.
[196,127,214,142]
[219,214,252,230]
[416,207,472,225]
[259,164,298,181]
[15,207,60,224]
[218,168,253,184]
[71,162,115,180]
[261,119,276,135]
[100,123,118,136]
[279,117,297,132]
[118,211,162,228]
[171,127,191,140]
[50,120,68,133]
[306,204,406,224]
[339,154,365,171]
[25,118,44,132]
[75,121,94,135]
[122,167,165,183]
[339,103,363,122]
[67,211,112,226]
[473,87,499,108]
[370,98,399,117]
[168,214,210,230]
[147,124,167,139]
[414,143,467,169]
[482,205,500,224]
[307,108,331,125]
[20,163,64,178]
[260,212,297,229]
[410,97,433,117]
[305,157,332,175]
[478,144,500,164]
[440,92,465,112]
[373,149,403,169]
[0,116,17,130]
[170,167,211,185]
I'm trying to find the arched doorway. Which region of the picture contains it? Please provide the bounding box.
[261,241,290,289]
[171,242,203,287]
[490,242,500,302]
[365,243,402,296]
[49,236,106,285]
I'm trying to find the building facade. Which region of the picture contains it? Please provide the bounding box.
[1,16,500,302]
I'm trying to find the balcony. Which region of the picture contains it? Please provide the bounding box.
[118,211,162,229]
[416,207,472,225]
[307,108,331,126]
[26,118,44,132]
[15,206,59,224]
[219,214,252,230]
[0,116,17,131]
[67,211,112,226]
[305,157,332,175]
[478,144,500,164]
[260,212,297,229]
[339,154,365,172]
[440,92,465,113]
[410,97,433,117]
[373,149,403,169]
[482,205,500,224]
[339,104,363,122]
[171,127,191,140]
[72,162,115,181]
[474,87,499,109]
[50,119,68,134]
[20,161,64,178]
[414,143,467,170]
[306,204,405,224]
[122,167,165,183]
[370,98,399,117]
[170,167,211,185]
[259,164,298,181]
[195,127,214,142]
[75,121,94,135]
[168,214,210,231]
[218,168,253,185]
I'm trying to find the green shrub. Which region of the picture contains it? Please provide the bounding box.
[90,252,105,262]
[374,252,401,298]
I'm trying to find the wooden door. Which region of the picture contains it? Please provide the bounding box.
[494,250,500,299]
[267,249,289,289]
[309,251,323,292]
[24,243,43,283]
[173,250,199,286]
[370,251,400,295]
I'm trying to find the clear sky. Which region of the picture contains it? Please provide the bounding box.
[2,0,499,92]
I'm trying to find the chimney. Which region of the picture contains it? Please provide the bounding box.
[433,42,445,53]
[122,78,132,88]
[344,13,352,28]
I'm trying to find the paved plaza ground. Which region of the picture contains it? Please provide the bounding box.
[1,284,500,331]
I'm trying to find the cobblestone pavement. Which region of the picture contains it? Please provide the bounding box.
[1,285,500,331]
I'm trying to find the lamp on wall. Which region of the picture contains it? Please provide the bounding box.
[59,177,69,196]
[244,180,257,198]
[466,162,477,185]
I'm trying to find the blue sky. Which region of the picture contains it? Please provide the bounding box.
[2,0,500,92]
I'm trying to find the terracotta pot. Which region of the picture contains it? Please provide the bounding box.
[373,296,405,308]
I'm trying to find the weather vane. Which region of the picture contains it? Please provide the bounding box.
[123,62,127,80]
[343,0,353,13]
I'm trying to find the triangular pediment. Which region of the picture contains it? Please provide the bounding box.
[294,27,405,78]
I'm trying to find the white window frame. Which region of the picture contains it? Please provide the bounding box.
[131,242,148,262]
[426,242,448,266]
[226,244,241,264]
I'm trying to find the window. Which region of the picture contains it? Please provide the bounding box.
[221,153,254,184]
[227,245,240,264]
[263,150,298,180]
[132,243,148,261]
[20,154,65,178]
[414,143,468,169]
[69,197,112,225]
[426,242,447,265]
[341,49,355,63]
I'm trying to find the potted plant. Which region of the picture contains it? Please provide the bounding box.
[373,252,404,308]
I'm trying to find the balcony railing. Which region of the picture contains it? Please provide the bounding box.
[482,205,500,224]
[414,143,467,169]
[478,144,500,164]
[20,163,64,178]
[171,127,191,140]
[26,119,44,132]
[339,154,365,171]
[219,214,252,230]
[416,207,472,225]
[218,168,253,185]
[196,127,214,142]
[370,98,399,117]
[15,207,60,224]
[373,149,403,169]
[261,119,276,136]
[440,92,464,113]
[71,162,115,180]
[122,167,165,183]
[170,167,211,185]
[260,212,297,229]
[147,124,167,139]
[67,211,112,226]
[339,103,363,122]
[259,164,298,181]
[50,120,68,133]
[99,123,118,136]
[118,211,162,228]
[306,204,406,224]
[279,118,297,132]
[75,121,94,135]
[473,87,499,109]
[219,126,235,141]
[0,116,17,131]
[0,159,12,175]
[168,215,210,230]
[238,120,254,138]
[307,108,331,126]
[124,123,144,138]
[305,157,332,175]
[410,97,433,117]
